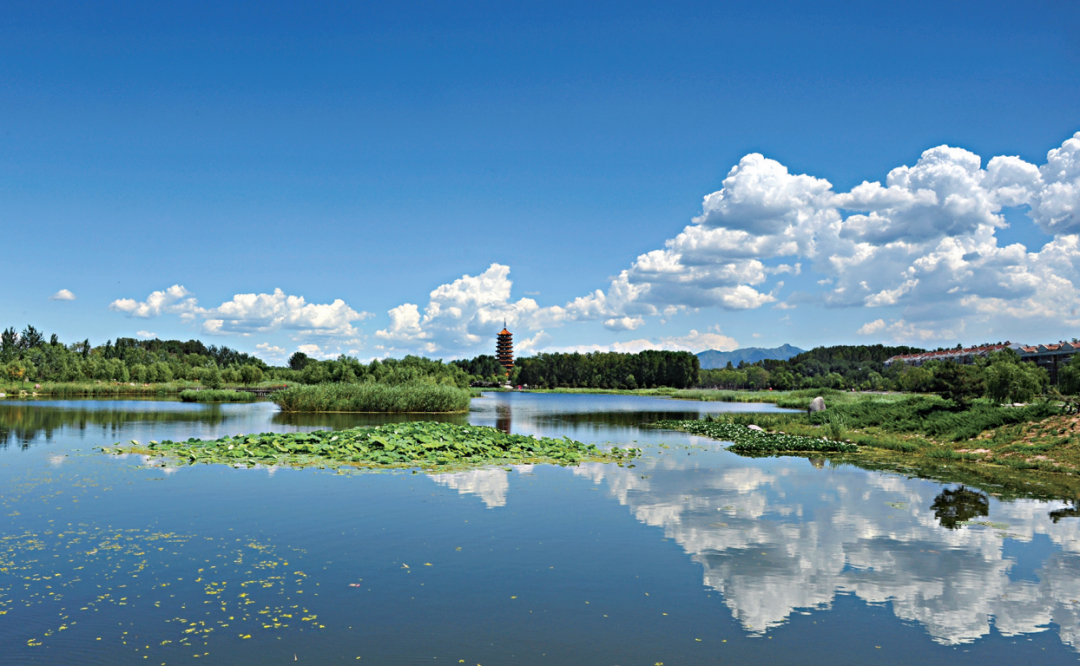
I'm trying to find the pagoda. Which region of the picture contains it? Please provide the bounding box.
[496,322,514,377]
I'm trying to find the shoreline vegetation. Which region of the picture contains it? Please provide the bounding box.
[104,421,639,471]
[271,382,473,414]
[652,394,1079,477]
[179,389,257,402]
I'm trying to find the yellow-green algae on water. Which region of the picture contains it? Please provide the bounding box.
[102,421,639,471]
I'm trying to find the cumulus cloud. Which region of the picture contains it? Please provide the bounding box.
[558,130,1079,345]
[49,289,76,301]
[109,285,197,318]
[110,285,373,339]
[255,342,287,361]
[545,326,738,355]
[105,131,1080,356]
[295,343,337,360]
[603,316,645,332]
[537,130,1080,345]
[857,319,886,335]
[375,264,591,355]
[136,330,157,339]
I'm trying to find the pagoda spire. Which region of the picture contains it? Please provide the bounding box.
[496,321,514,378]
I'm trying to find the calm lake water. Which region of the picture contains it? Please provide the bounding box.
[2,392,1079,665]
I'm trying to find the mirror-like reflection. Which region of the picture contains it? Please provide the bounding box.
[3,393,1080,664]
[571,454,1080,648]
[0,400,231,449]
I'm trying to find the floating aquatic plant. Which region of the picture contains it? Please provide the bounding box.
[103,421,639,470]
[650,419,858,454]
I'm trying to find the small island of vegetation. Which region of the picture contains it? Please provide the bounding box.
[179,389,257,403]
[271,382,472,413]
[104,421,639,471]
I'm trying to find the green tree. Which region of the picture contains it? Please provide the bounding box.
[745,366,770,390]
[1059,354,1080,395]
[239,365,263,385]
[933,361,984,408]
[1,327,17,362]
[288,352,311,371]
[19,325,44,349]
[204,366,224,389]
[983,350,1047,403]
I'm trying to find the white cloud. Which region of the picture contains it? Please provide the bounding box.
[544,326,738,355]
[255,342,287,361]
[49,289,76,301]
[559,130,1080,346]
[857,319,886,335]
[295,343,331,359]
[110,285,372,339]
[109,285,197,318]
[375,264,591,355]
[136,330,157,339]
[603,316,645,331]
[104,131,1080,357]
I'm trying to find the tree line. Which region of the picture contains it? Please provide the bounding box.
[5,323,1076,404]
[1,325,268,387]
[511,350,701,389]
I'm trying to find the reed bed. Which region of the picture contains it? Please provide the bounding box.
[272,382,472,413]
[179,389,257,403]
[0,381,194,397]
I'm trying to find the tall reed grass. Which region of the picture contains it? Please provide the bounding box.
[0,381,194,397]
[272,382,472,413]
[179,389,257,403]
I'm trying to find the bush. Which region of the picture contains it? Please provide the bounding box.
[204,366,224,389]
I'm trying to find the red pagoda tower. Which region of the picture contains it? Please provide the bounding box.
[496,322,514,377]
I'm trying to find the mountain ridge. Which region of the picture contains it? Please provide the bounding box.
[696,344,805,369]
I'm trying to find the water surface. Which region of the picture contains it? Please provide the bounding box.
[2,393,1078,665]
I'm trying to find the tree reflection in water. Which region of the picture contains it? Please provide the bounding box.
[0,401,228,449]
[932,485,990,529]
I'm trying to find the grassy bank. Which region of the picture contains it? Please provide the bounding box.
[652,395,1078,474]
[520,386,908,410]
[0,381,198,397]
[179,389,257,403]
[104,421,639,471]
[272,382,472,413]
[0,380,288,398]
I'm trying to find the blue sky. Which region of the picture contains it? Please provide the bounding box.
[2,1,1079,363]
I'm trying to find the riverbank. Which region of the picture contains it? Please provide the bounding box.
[0,380,287,397]
[654,395,1078,477]
[521,386,907,410]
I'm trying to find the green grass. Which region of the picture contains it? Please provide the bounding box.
[179,389,257,402]
[272,382,472,413]
[104,421,640,471]
[805,396,1061,441]
[0,381,200,397]
[652,395,1073,477]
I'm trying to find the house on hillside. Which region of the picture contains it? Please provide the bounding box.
[884,341,1079,385]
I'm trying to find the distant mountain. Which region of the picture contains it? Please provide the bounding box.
[696,344,805,369]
